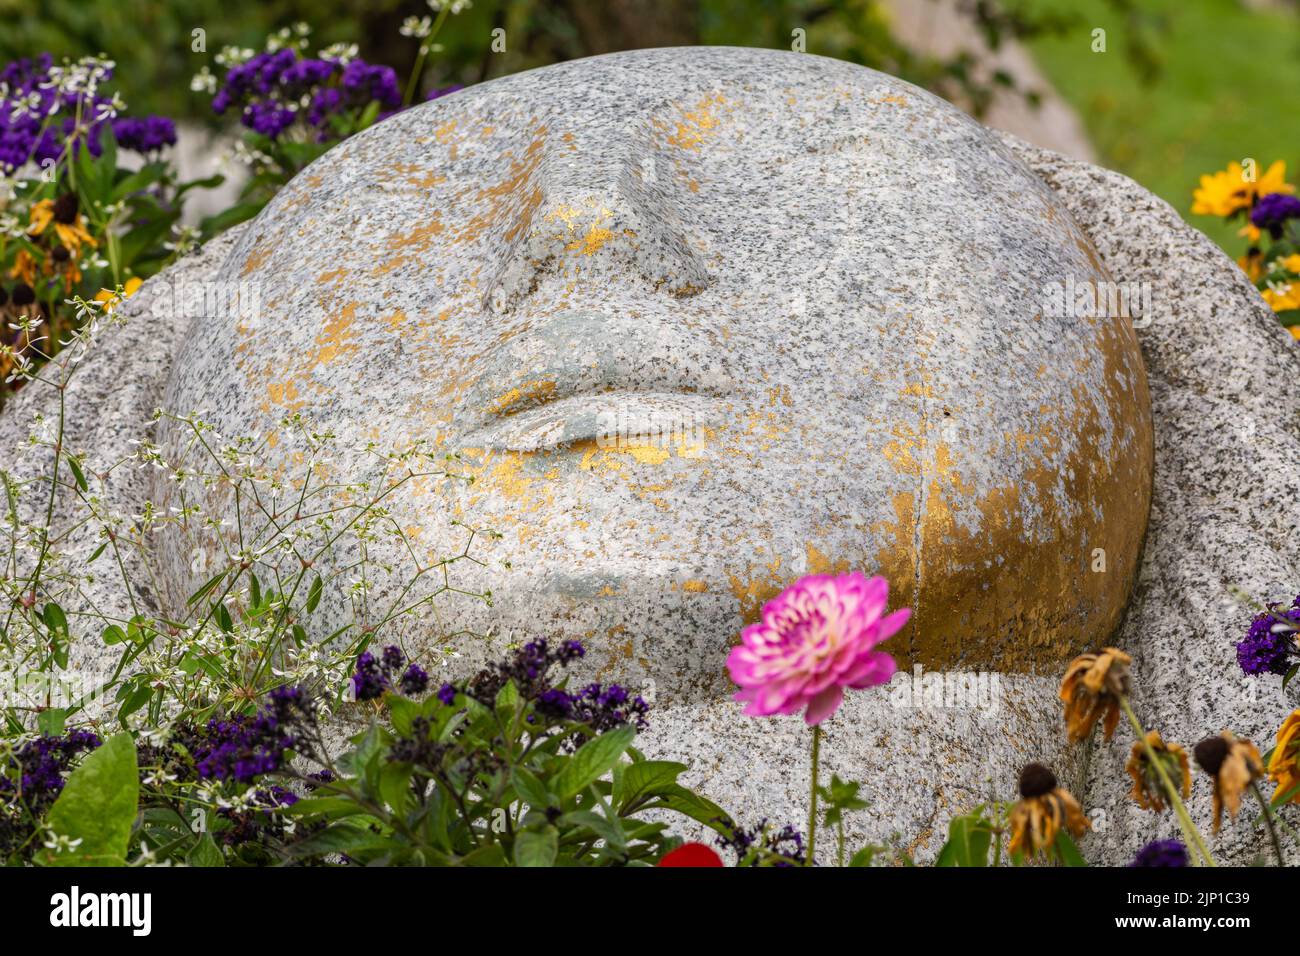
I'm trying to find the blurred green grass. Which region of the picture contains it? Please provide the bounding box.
[1021,0,1300,253]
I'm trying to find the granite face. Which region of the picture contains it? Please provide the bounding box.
[0,47,1292,865]
[155,46,1151,694]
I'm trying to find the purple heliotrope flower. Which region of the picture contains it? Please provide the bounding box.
[1236,597,1300,677]
[243,100,296,138]
[191,685,311,783]
[212,48,405,142]
[728,573,908,725]
[352,650,389,701]
[0,53,142,170]
[340,60,401,111]
[1129,839,1188,867]
[400,663,428,696]
[353,645,434,700]
[1251,193,1300,239]
[111,115,177,154]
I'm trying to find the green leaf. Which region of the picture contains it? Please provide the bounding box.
[214,602,234,633]
[37,708,67,737]
[357,100,382,131]
[116,679,152,721]
[559,810,626,851]
[1271,780,1300,808]
[43,602,69,669]
[512,766,550,809]
[43,601,68,634]
[494,679,519,730]
[283,796,372,821]
[378,761,413,818]
[305,574,323,613]
[284,820,396,860]
[101,624,127,645]
[848,845,881,867]
[66,455,88,492]
[459,842,508,867]
[387,695,419,736]
[1054,831,1088,867]
[552,725,636,800]
[38,732,138,866]
[188,569,227,607]
[513,826,558,867]
[643,784,732,831]
[935,813,992,867]
[186,833,225,867]
[615,759,686,812]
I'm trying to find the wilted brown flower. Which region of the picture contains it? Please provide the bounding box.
[1268,709,1300,807]
[1125,730,1191,812]
[1194,732,1264,833]
[1007,762,1090,859]
[1060,647,1132,743]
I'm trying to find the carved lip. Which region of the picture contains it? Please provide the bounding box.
[456,390,726,453]
[450,317,739,452]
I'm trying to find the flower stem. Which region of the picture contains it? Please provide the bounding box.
[1119,696,1216,867]
[1249,781,1285,866]
[402,6,451,107]
[808,723,821,866]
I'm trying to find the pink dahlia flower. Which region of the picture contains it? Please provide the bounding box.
[727,572,909,726]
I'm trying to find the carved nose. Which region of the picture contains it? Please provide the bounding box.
[484,138,709,313]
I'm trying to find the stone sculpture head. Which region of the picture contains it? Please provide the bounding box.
[153,47,1152,704]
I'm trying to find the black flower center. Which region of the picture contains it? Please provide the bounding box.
[1194,736,1229,776]
[52,193,78,225]
[11,283,35,307]
[1018,762,1057,798]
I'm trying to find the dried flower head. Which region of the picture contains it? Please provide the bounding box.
[1267,709,1300,807]
[1059,647,1132,743]
[1007,762,1090,859]
[1193,732,1264,832]
[1125,730,1190,812]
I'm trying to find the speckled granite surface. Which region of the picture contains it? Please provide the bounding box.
[1001,133,1300,867]
[0,48,1293,864]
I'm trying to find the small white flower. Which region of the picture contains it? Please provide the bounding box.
[401,15,434,39]
[319,42,359,65]
[41,830,84,853]
[190,66,217,94]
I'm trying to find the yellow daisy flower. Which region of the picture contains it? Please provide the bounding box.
[1262,282,1300,313]
[93,276,143,313]
[1238,249,1265,282]
[27,195,97,254]
[1193,160,1294,218]
[9,250,38,286]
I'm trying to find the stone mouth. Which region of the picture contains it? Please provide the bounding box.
[455,391,727,453]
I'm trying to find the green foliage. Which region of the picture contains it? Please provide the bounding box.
[37,732,139,866]
[280,681,731,866]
